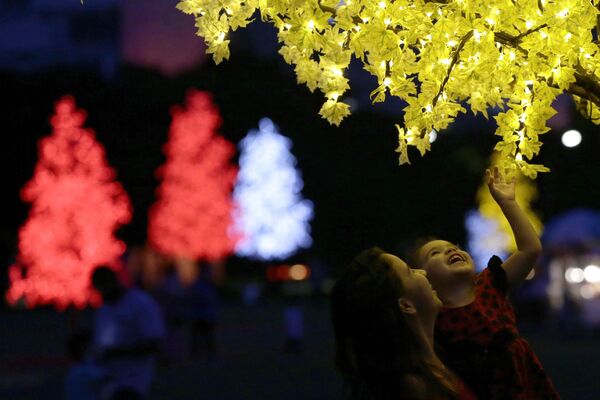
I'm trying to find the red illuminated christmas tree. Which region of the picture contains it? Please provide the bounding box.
[6,96,132,310]
[148,90,238,262]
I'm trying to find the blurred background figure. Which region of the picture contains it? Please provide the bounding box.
[90,266,166,400]
[126,245,170,294]
[154,258,218,364]
[282,301,304,355]
[65,329,105,400]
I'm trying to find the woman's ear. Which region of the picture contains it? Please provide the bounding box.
[398,297,417,315]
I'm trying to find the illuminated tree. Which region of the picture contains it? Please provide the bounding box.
[465,210,510,271]
[177,0,600,178]
[233,117,314,260]
[148,90,238,262]
[6,96,132,310]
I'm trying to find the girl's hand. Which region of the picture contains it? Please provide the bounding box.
[486,167,515,204]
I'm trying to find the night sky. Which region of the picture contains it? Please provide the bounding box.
[2,7,600,290]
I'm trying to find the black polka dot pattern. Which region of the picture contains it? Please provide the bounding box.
[435,256,561,400]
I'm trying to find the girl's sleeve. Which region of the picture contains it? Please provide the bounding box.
[484,255,508,294]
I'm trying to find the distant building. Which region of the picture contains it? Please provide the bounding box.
[121,0,206,77]
[0,0,204,78]
[0,0,119,77]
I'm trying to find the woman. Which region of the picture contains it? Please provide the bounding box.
[331,247,477,400]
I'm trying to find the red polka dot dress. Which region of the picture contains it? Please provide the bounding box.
[435,256,561,400]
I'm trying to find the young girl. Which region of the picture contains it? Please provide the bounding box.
[331,247,478,400]
[410,167,560,399]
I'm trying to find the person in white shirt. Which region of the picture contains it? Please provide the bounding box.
[91,266,166,400]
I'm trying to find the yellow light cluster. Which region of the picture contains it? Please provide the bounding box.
[177,0,600,178]
[476,155,543,252]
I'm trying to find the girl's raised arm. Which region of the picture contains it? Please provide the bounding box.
[487,167,542,288]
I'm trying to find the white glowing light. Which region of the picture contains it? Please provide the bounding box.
[584,265,600,283]
[580,284,595,299]
[428,129,437,143]
[565,267,585,283]
[561,129,582,148]
[331,67,343,77]
[233,118,314,260]
[465,210,509,271]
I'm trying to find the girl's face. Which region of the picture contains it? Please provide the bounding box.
[382,253,442,312]
[416,240,475,290]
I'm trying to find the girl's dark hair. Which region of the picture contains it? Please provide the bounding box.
[405,236,439,268]
[331,247,459,400]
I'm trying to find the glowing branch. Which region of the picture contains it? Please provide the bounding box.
[177,0,600,178]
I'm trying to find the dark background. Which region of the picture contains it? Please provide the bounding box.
[4,40,600,278]
[2,1,600,399]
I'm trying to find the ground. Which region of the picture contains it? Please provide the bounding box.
[1,298,598,399]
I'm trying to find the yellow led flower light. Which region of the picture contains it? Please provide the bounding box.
[177,0,600,178]
[477,155,543,252]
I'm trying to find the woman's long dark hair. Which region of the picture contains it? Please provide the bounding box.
[331,247,460,400]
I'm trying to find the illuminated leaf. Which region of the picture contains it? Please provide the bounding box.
[177,0,600,177]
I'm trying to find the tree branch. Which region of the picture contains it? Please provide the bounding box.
[514,23,548,41]
[537,0,545,12]
[494,32,528,55]
[432,30,474,107]
[571,70,600,109]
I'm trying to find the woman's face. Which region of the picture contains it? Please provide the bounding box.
[381,253,443,312]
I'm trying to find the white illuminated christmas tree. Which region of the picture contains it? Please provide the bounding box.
[465,210,509,272]
[233,118,313,260]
